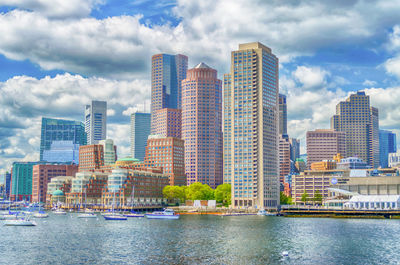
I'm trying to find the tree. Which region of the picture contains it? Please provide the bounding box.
[313,190,323,205]
[185,182,215,201]
[215,184,231,206]
[163,186,186,204]
[280,192,293,205]
[301,191,308,205]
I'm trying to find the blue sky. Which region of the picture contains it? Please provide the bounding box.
[1,0,400,176]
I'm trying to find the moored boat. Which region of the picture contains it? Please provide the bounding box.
[4,214,36,226]
[257,209,276,216]
[122,210,144,218]
[77,213,97,218]
[53,208,67,215]
[33,211,49,218]
[103,213,127,220]
[146,209,180,220]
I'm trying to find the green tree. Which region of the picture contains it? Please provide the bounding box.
[163,186,186,204]
[185,182,215,201]
[301,191,308,205]
[313,190,323,205]
[280,192,293,205]
[215,184,231,206]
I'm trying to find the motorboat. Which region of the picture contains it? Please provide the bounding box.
[122,211,145,218]
[33,211,49,218]
[146,209,180,220]
[53,208,67,215]
[103,213,127,220]
[77,212,97,218]
[257,209,276,216]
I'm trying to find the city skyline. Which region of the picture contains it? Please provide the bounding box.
[2,1,400,175]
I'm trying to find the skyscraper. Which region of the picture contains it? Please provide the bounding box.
[379,129,397,168]
[331,91,379,168]
[224,42,280,209]
[152,108,182,138]
[151,53,188,132]
[130,112,151,161]
[306,129,346,169]
[279,135,291,183]
[40,117,86,161]
[10,162,37,201]
[85,100,107,145]
[99,139,118,165]
[279,94,287,135]
[289,138,300,162]
[42,141,80,164]
[182,62,223,188]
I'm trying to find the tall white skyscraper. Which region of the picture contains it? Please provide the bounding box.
[224,42,280,209]
[85,100,107,145]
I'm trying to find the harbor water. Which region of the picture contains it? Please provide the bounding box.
[0,214,399,264]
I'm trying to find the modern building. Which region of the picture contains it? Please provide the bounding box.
[151,53,188,132]
[306,129,346,169]
[78,145,104,172]
[4,172,11,198]
[32,164,78,203]
[331,91,380,168]
[99,139,117,165]
[130,112,151,161]
[389,151,400,168]
[311,160,337,171]
[182,62,223,189]
[278,94,287,135]
[10,162,37,201]
[144,135,186,186]
[336,157,370,170]
[85,100,107,145]
[289,138,300,162]
[379,130,397,168]
[42,141,80,164]
[152,108,182,138]
[102,169,169,207]
[279,135,291,183]
[40,117,86,161]
[295,158,307,173]
[66,172,108,206]
[224,42,280,209]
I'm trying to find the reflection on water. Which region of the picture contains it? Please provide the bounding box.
[0,214,399,264]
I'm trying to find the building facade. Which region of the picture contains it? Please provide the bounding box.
[182,62,223,189]
[152,108,182,138]
[130,112,151,161]
[4,172,11,199]
[151,53,188,132]
[289,138,300,162]
[42,141,80,164]
[10,162,37,201]
[46,176,74,205]
[40,117,86,161]
[389,151,400,168]
[99,139,117,165]
[379,130,397,168]
[144,135,186,186]
[279,135,291,183]
[78,145,104,172]
[306,129,346,169]
[331,91,380,168]
[278,93,287,135]
[32,164,78,203]
[224,42,280,209]
[85,100,107,145]
[66,172,108,206]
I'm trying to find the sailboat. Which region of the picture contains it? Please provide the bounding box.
[78,188,96,218]
[33,193,48,218]
[123,185,144,218]
[103,192,127,220]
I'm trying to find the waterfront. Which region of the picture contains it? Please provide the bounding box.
[0,214,399,264]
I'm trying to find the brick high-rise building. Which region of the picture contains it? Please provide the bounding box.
[78,145,104,172]
[152,108,182,138]
[331,91,380,168]
[224,42,280,209]
[182,62,222,188]
[144,135,186,186]
[32,164,78,203]
[279,135,291,183]
[306,129,346,169]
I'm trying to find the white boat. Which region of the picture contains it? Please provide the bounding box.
[146,209,180,220]
[77,213,97,218]
[1,214,17,220]
[257,209,276,216]
[4,214,36,226]
[123,211,145,218]
[53,208,67,215]
[33,211,49,218]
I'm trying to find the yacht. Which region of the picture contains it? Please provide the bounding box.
[257,209,276,216]
[146,209,180,220]
[103,213,127,220]
[4,214,36,226]
[53,208,67,215]
[122,211,145,218]
[77,212,97,218]
[33,211,49,218]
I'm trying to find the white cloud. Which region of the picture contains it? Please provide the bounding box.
[292,66,329,91]
[363,79,377,87]
[384,56,400,78]
[107,109,116,116]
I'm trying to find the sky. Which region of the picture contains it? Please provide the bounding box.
[1,0,400,176]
